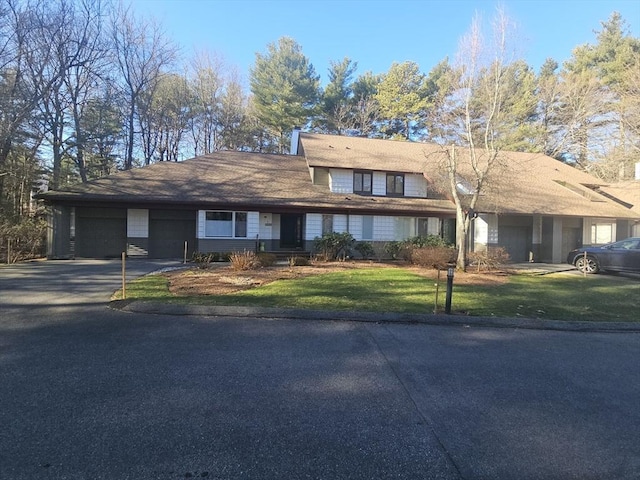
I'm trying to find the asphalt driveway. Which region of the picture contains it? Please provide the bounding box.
[1,260,639,479]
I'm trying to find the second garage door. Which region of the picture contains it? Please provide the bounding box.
[75,207,127,258]
[148,210,196,259]
[498,225,532,263]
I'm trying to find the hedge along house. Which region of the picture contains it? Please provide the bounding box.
[298,132,639,263]
[39,130,638,262]
[38,133,455,259]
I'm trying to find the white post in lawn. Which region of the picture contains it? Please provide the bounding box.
[184,241,188,264]
[434,269,441,314]
[121,251,126,299]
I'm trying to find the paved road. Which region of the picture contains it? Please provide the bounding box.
[1,260,639,479]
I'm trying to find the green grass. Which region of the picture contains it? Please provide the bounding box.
[118,268,640,322]
[451,274,639,322]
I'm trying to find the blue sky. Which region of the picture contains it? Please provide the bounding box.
[129,0,639,85]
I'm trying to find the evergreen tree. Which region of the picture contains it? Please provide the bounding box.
[534,58,564,158]
[375,61,430,140]
[319,57,357,134]
[349,72,381,137]
[250,37,320,153]
[562,12,640,179]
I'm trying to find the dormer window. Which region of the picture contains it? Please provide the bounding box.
[386,173,404,196]
[353,171,372,195]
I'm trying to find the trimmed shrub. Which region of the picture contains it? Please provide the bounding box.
[410,246,457,269]
[384,236,453,262]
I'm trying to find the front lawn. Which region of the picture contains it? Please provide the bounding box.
[452,274,639,322]
[118,267,640,322]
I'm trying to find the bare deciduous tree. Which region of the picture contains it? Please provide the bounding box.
[36,0,109,188]
[428,8,523,270]
[188,50,224,155]
[110,3,177,169]
[217,69,251,151]
[138,72,193,163]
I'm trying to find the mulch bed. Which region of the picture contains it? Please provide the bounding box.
[162,261,509,296]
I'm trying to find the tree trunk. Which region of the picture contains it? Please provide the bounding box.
[125,104,135,170]
[455,208,470,271]
[73,106,88,183]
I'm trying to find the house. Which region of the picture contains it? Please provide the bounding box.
[39,130,639,263]
[298,133,640,262]
[597,163,640,238]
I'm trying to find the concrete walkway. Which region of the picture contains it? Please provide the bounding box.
[506,262,578,275]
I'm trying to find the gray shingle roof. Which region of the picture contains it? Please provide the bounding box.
[300,133,639,219]
[39,150,455,215]
[598,180,640,215]
[39,133,638,220]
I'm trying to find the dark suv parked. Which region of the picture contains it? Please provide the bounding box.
[567,237,640,274]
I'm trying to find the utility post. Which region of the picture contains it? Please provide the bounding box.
[445,267,454,314]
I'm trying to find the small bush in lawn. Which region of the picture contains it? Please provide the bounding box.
[468,247,511,272]
[288,256,310,267]
[410,246,457,269]
[354,241,375,260]
[256,252,277,267]
[229,251,259,271]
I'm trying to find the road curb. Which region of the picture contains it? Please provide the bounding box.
[111,300,640,333]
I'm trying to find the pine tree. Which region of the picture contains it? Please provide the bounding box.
[375,61,431,140]
[319,57,357,134]
[250,37,320,153]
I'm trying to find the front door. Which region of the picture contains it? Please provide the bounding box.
[280,214,303,249]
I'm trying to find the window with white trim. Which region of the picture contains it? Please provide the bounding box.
[386,173,404,196]
[205,211,247,238]
[353,171,372,195]
[591,223,613,244]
